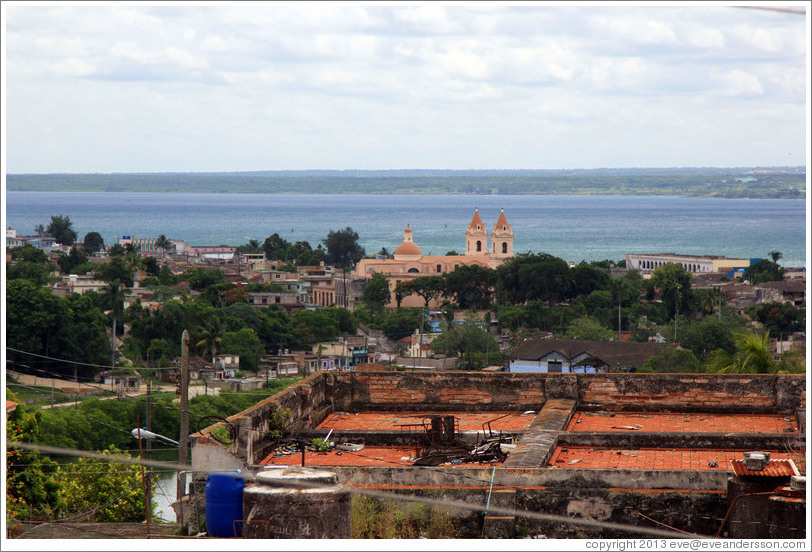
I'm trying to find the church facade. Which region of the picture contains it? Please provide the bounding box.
[353,209,514,308]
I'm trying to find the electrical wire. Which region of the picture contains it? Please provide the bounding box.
[7,440,701,539]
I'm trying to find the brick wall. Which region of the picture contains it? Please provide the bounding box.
[576,374,804,412]
[194,371,804,466]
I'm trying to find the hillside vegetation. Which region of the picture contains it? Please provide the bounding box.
[7,167,806,199]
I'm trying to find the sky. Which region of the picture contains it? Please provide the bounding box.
[2,1,809,173]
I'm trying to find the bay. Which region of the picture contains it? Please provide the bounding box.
[4,192,807,268]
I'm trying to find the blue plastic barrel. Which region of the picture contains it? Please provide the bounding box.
[206,471,245,537]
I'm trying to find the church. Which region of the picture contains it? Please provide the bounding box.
[353,209,514,308]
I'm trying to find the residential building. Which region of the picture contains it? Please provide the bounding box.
[509,338,676,373]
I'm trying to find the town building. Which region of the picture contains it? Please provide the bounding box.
[353,209,515,308]
[118,235,185,255]
[625,253,753,277]
[509,338,676,373]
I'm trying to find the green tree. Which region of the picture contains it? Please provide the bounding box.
[7,260,52,286]
[99,280,127,369]
[379,309,422,341]
[82,231,105,253]
[640,348,702,373]
[221,328,264,371]
[6,396,61,526]
[497,253,572,306]
[571,262,611,298]
[58,445,154,523]
[96,255,135,287]
[263,233,293,261]
[45,214,77,246]
[154,234,173,258]
[11,245,50,264]
[180,267,226,291]
[196,316,225,363]
[290,310,340,348]
[444,264,496,309]
[108,243,126,257]
[361,272,391,311]
[678,316,736,361]
[744,259,785,284]
[651,263,692,319]
[561,316,614,341]
[57,246,89,274]
[745,302,805,336]
[430,315,503,370]
[236,238,263,255]
[147,338,172,367]
[406,276,445,308]
[707,330,777,374]
[323,227,365,268]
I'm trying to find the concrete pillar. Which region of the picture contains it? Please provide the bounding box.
[242,467,350,538]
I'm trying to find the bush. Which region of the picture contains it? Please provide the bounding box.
[351,496,457,539]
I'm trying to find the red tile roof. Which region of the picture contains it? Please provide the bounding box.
[549,447,806,473]
[260,446,421,467]
[567,412,797,434]
[316,411,536,432]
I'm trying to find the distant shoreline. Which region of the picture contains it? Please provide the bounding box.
[6,167,806,199]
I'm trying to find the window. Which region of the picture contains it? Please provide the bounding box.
[408,268,419,273]
[502,242,508,254]
[476,240,482,252]
[547,361,563,373]
[436,264,442,273]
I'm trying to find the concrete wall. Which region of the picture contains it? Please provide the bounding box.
[189,371,804,537]
[194,372,805,468]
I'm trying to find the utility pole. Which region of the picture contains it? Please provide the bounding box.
[177,329,190,531]
[146,381,152,520]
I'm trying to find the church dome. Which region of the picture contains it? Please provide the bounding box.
[394,226,422,259]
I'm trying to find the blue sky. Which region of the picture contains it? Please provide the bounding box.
[2,2,808,173]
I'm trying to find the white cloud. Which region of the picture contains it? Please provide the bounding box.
[3,2,807,172]
[714,69,765,97]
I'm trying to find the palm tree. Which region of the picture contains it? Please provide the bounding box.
[155,234,173,258]
[708,330,777,374]
[100,281,126,389]
[196,316,224,365]
[768,251,783,263]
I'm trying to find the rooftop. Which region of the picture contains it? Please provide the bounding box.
[567,411,798,434]
[549,447,806,472]
[316,410,537,432]
[258,445,507,468]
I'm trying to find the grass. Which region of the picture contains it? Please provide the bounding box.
[351,496,458,539]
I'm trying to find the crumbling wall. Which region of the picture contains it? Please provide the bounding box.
[191,372,337,466]
[577,374,804,413]
[330,372,803,413]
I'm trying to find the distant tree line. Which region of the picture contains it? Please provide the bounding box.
[7,169,806,199]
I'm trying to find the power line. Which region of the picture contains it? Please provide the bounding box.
[7,440,705,539]
[6,347,116,370]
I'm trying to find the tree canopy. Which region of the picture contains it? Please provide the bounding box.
[45,214,78,246]
[323,227,365,268]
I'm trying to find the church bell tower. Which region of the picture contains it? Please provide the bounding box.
[490,209,514,259]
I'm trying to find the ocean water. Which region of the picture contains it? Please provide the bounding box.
[4,192,807,267]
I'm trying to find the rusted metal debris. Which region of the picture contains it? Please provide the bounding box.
[412,415,514,466]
